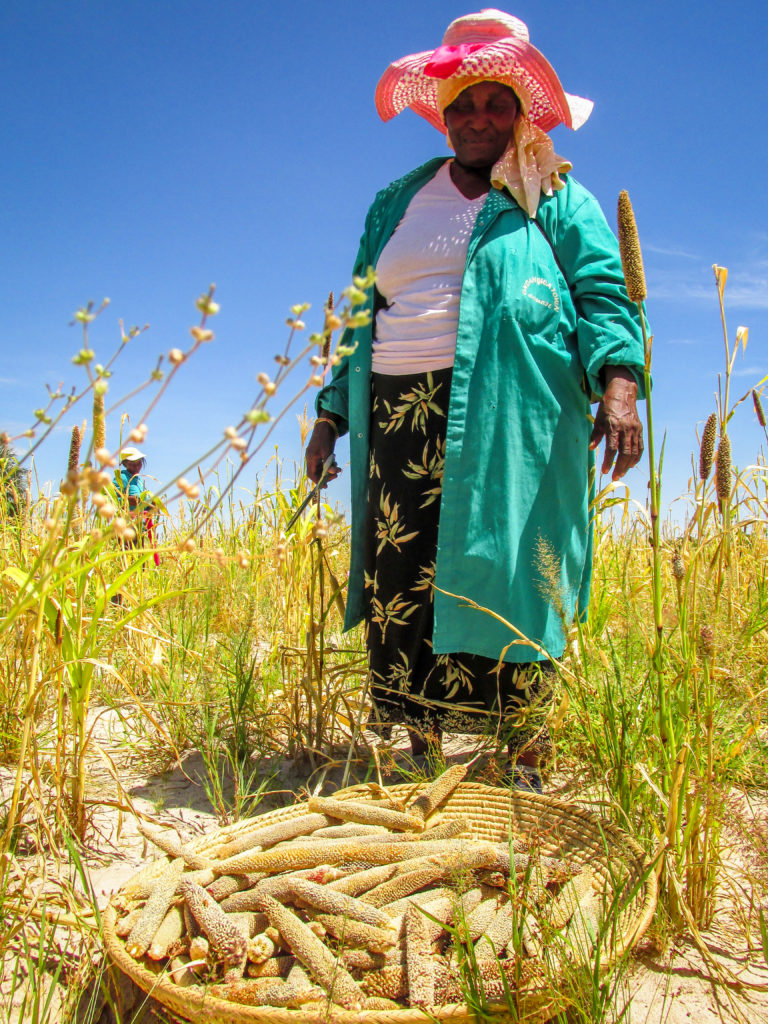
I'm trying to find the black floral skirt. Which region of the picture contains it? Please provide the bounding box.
[363,368,552,754]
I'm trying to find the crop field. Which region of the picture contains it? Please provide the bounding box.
[1,244,767,1022]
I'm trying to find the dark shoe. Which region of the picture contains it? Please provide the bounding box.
[506,764,543,794]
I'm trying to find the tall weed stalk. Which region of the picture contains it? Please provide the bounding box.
[0,277,370,859]
[572,192,768,929]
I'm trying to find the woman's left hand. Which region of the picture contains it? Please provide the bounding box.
[589,366,644,480]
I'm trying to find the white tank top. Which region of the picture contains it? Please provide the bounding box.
[373,161,485,375]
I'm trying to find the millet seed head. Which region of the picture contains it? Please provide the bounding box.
[311,913,397,953]
[147,905,185,961]
[287,877,392,929]
[544,869,595,929]
[715,433,732,505]
[617,190,647,303]
[404,903,435,1007]
[699,413,717,480]
[125,858,185,958]
[180,878,248,966]
[361,863,450,908]
[753,389,767,428]
[92,392,106,452]
[698,624,715,658]
[475,900,519,960]
[409,762,467,820]
[307,795,425,833]
[67,425,83,473]
[322,292,334,361]
[671,550,685,580]
[254,892,363,1009]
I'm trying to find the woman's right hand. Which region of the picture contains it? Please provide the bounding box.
[306,421,342,484]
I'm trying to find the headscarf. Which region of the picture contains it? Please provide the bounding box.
[436,75,571,218]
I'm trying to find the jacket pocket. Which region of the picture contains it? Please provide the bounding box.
[501,230,563,340]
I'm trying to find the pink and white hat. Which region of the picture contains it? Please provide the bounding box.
[375,9,593,134]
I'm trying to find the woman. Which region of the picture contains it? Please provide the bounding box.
[306,10,644,790]
[115,445,159,561]
[116,446,149,513]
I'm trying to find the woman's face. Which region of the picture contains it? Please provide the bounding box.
[444,82,519,168]
[123,458,143,475]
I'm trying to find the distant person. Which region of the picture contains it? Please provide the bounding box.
[115,446,160,563]
[305,9,645,791]
[116,446,149,512]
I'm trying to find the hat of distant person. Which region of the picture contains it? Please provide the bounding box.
[120,446,146,461]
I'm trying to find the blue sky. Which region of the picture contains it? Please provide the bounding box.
[2,0,766,521]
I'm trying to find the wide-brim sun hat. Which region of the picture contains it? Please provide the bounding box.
[120,446,146,461]
[375,8,593,134]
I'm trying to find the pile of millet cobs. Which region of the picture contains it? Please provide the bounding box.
[112,765,599,1011]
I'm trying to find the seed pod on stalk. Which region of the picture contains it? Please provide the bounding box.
[753,389,767,428]
[715,433,732,506]
[671,550,685,580]
[93,391,106,452]
[698,624,715,659]
[699,413,717,481]
[68,424,83,473]
[617,191,647,303]
[322,291,334,362]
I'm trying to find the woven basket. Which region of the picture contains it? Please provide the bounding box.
[103,782,657,1024]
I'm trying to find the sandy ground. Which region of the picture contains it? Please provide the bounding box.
[2,709,768,1024]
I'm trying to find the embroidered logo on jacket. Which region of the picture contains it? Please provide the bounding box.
[523,277,560,312]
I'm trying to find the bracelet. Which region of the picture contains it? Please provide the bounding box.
[315,416,339,436]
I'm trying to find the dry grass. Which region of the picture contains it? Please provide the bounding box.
[0,255,766,1022]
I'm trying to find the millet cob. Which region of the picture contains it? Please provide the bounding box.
[408,763,467,821]
[362,844,498,909]
[148,905,185,960]
[308,796,425,833]
[454,892,507,945]
[213,812,334,860]
[404,903,435,1006]
[254,892,364,1009]
[287,877,393,929]
[474,900,520,960]
[544,869,595,930]
[114,907,143,938]
[303,823,387,841]
[418,816,469,841]
[209,977,323,1008]
[221,867,334,913]
[246,933,277,964]
[562,889,601,964]
[327,862,401,897]
[311,914,398,953]
[180,878,248,980]
[137,822,212,871]
[168,954,197,987]
[126,858,185,958]
[206,872,264,902]
[245,954,294,979]
[384,885,461,921]
[213,838,488,876]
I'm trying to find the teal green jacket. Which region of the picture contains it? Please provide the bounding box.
[318,157,645,662]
